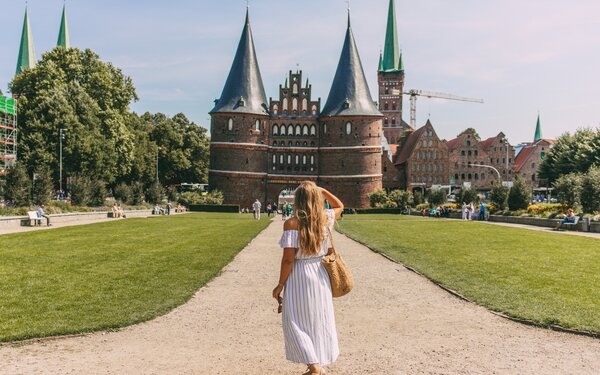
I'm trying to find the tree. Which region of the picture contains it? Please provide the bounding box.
[388,189,412,209]
[428,189,447,207]
[580,166,600,213]
[146,182,164,205]
[457,188,478,204]
[10,47,138,184]
[69,175,92,206]
[368,189,389,208]
[413,191,424,206]
[178,190,224,206]
[539,128,600,183]
[32,167,54,205]
[3,164,31,206]
[508,176,531,210]
[490,183,510,210]
[553,173,582,209]
[89,180,108,206]
[113,183,133,204]
[131,181,145,205]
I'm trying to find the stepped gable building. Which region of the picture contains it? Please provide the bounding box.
[514,115,555,187]
[446,129,515,190]
[208,11,383,209]
[377,0,411,145]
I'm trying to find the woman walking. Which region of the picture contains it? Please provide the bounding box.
[273,182,344,375]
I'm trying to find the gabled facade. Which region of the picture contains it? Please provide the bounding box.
[515,116,555,187]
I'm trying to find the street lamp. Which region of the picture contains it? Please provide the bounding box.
[156,146,162,182]
[502,138,510,180]
[59,128,68,195]
[469,163,501,182]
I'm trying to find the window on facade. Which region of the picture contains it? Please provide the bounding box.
[312,105,317,115]
[310,125,316,136]
[385,88,389,94]
[272,124,279,136]
[475,173,479,180]
[392,117,396,125]
[279,155,284,164]
[428,140,432,147]
[384,118,388,125]
[384,103,389,110]
[294,125,300,136]
[288,141,293,147]
[292,98,298,112]
[468,150,472,156]
[461,173,465,179]
[417,164,421,171]
[294,155,299,165]
[455,173,459,180]
[287,154,292,164]
[310,141,315,146]
[323,124,327,134]
[461,150,465,156]
[296,141,300,146]
[303,141,308,147]
[540,152,545,159]
[303,125,309,135]
[302,98,308,111]
[255,120,261,132]
[273,105,278,115]
[310,155,315,165]
[392,103,396,110]
[273,141,277,146]
[282,98,288,112]
[468,173,472,180]
[475,150,478,156]
[293,83,298,94]
[345,122,352,135]
[531,162,536,168]
[228,118,233,131]
[302,155,307,165]
[288,125,294,135]
[272,155,276,164]
[280,141,285,146]
[482,173,485,180]
[279,125,286,136]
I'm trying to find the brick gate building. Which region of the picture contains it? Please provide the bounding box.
[208,11,383,209]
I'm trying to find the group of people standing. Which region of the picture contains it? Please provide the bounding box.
[461,202,488,221]
[246,200,294,220]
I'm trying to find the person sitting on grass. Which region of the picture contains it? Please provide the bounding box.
[554,208,576,231]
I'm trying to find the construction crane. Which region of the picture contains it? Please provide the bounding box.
[392,89,484,128]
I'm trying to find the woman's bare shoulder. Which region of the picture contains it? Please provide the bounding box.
[283,217,299,231]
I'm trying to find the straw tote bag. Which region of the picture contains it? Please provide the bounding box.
[322,227,354,297]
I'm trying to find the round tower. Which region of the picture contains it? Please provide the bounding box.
[209,10,270,209]
[318,14,383,208]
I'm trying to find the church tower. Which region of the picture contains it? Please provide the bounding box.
[57,4,71,48]
[319,13,383,208]
[16,7,36,75]
[208,10,270,208]
[378,0,407,144]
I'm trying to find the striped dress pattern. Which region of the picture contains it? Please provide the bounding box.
[278,209,339,365]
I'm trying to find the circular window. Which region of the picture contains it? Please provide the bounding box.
[345,122,352,135]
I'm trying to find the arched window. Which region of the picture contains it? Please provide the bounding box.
[302,155,307,165]
[296,141,300,146]
[273,141,277,146]
[461,173,465,179]
[392,117,396,125]
[293,83,298,94]
[468,150,472,156]
[292,98,298,111]
[288,141,293,147]
[273,104,278,115]
[295,155,299,165]
[345,122,352,135]
[228,118,233,131]
[392,103,396,110]
[282,98,288,112]
[279,155,284,164]
[255,120,260,131]
[310,155,315,165]
[302,141,308,146]
[475,173,479,180]
[287,154,292,164]
[302,125,309,135]
[468,173,472,180]
[272,124,279,136]
[310,125,316,136]
[384,103,389,110]
[384,118,388,125]
[474,150,478,156]
[323,124,327,134]
[461,150,465,156]
[280,125,286,136]
[272,154,277,164]
[311,105,317,115]
[280,141,285,146]
[295,124,301,136]
[288,125,294,135]
[467,140,471,147]
[302,98,308,111]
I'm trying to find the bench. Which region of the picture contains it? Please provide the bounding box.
[562,215,580,230]
[27,211,41,226]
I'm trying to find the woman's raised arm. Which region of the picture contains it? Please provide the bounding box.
[320,187,344,220]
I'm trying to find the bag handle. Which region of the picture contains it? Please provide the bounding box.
[326,226,337,256]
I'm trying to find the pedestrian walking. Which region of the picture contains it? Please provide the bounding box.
[273,182,344,374]
[252,199,262,220]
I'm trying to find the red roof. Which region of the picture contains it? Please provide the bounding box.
[445,137,460,151]
[514,144,535,173]
[395,126,428,165]
[479,136,496,151]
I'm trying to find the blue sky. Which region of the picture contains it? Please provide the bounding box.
[1,0,599,144]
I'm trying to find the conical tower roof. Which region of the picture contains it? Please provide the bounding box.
[57,4,71,48]
[321,15,382,118]
[382,0,401,71]
[210,10,268,116]
[534,114,542,142]
[16,7,36,75]
[378,50,384,71]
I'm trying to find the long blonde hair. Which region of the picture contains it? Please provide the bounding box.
[294,181,328,256]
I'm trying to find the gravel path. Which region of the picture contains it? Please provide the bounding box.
[1,219,599,374]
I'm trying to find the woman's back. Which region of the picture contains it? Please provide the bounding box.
[279,209,334,259]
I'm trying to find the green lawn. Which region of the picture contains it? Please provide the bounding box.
[337,215,600,334]
[0,213,269,342]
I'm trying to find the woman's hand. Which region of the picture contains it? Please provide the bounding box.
[272,283,284,300]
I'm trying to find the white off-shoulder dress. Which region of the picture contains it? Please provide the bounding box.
[278,209,339,366]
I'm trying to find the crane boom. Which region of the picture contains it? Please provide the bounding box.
[396,89,484,128]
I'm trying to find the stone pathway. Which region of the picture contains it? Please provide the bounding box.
[1,219,599,374]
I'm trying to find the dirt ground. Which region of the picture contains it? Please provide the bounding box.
[1,219,599,374]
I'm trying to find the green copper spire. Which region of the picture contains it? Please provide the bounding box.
[305,78,309,88]
[16,7,36,75]
[284,77,288,89]
[378,50,384,71]
[57,4,71,48]
[398,51,404,71]
[382,0,400,71]
[534,113,542,142]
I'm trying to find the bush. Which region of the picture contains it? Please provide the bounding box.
[89,180,107,206]
[527,203,567,215]
[580,166,600,213]
[32,167,54,206]
[457,188,478,205]
[145,182,164,204]
[166,186,178,202]
[131,182,145,205]
[553,172,582,209]
[69,175,93,206]
[413,191,424,206]
[178,190,224,206]
[428,189,447,207]
[368,189,390,208]
[113,183,133,204]
[3,164,31,207]
[388,189,412,209]
[490,183,509,210]
[508,176,531,211]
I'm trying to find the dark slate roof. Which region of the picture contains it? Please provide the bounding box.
[210,11,268,116]
[321,16,382,118]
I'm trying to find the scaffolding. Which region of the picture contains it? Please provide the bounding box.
[0,95,17,176]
